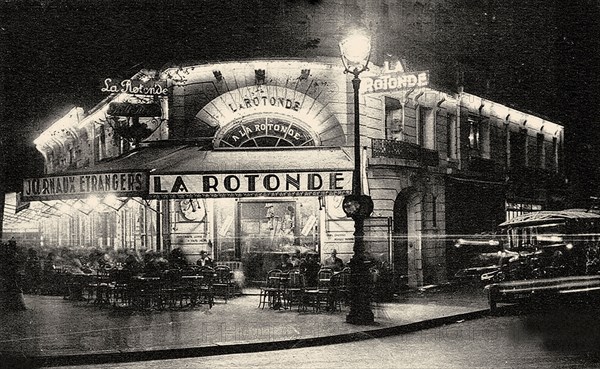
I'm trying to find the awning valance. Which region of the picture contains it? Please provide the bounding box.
[22,146,354,201]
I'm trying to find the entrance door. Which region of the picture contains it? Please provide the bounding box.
[393,192,409,287]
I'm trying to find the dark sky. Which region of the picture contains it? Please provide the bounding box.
[1,0,599,199]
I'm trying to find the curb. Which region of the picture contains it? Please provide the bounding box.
[6,308,491,368]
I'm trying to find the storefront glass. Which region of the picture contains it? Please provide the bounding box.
[213,197,319,284]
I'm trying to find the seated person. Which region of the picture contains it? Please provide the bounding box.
[196,250,214,267]
[323,249,344,271]
[278,254,293,271]
[168,247,188,269]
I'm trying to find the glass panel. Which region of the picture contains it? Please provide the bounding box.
[233,198,320,284]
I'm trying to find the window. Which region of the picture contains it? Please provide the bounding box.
[505,202,542,222]
[536,134,545,169]
[432,195,437,228]
[467,116,481,150]
[418,106,433,148]
[68,146,75,166]
[509,129,527,168]
[385,97,402,140]
[446,114,456,159]
[95,125,107,162]
[45,151,57,173]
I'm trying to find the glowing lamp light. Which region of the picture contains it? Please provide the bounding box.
[58,202,70,213]
[104,194,118,207]
[339,31,372,74]
[86,195,100,208]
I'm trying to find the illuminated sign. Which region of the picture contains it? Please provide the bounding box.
[362,70,429,95]
[149,171,352,198]
[101,78,168,96]
[217,118,314,147]
[227,93,302,113]
[23,172,147,201]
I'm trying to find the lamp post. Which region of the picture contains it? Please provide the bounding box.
[339,32,375,325]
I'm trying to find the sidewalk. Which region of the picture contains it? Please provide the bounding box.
[0,283,490,367]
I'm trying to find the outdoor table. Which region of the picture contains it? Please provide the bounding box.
[130,275,162,309]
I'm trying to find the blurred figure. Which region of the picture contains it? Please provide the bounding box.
[323,249,344,271]
[168,247,188,269]
[124,250,143,274]
[278,253,293,271]
[290,249,302,268]
[0,238,27,310]
[24,248,42,294]
[301,253,320,287]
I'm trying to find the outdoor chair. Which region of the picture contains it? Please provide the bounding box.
[329,269,351,312]
[92,269,112,306]
[160,269,183,309]
[258,269,284,309]
[299,268,334,313]
[284,271,305,309]
[110,269,133,308]
[197,266,215,308]
[212,265,235,303]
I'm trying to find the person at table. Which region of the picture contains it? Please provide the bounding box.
[290,249,302,268]
[278,254,293,271]
[323,249,344,271]
[300,253,320,287]
[196,250,213,267]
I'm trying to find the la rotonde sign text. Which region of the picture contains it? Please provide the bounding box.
[361,70,429,95]
[101,78,168,96]
[150,171,352,198]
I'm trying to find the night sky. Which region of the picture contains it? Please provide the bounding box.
[1,0,599,202]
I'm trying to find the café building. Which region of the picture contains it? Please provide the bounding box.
[13,57,565,287]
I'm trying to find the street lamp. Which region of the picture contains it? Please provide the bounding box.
[339,31,375,325]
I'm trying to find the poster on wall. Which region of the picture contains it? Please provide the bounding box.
[301,214,317,236]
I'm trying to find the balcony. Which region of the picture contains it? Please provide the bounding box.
[371,139,439,167]
[467,156,503,173]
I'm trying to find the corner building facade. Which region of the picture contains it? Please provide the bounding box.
[19,58,565,288]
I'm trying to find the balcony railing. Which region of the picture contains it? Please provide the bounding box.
[372,139,439,167]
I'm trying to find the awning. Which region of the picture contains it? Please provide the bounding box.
[22,145,354,201]
[2,192,59,227]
